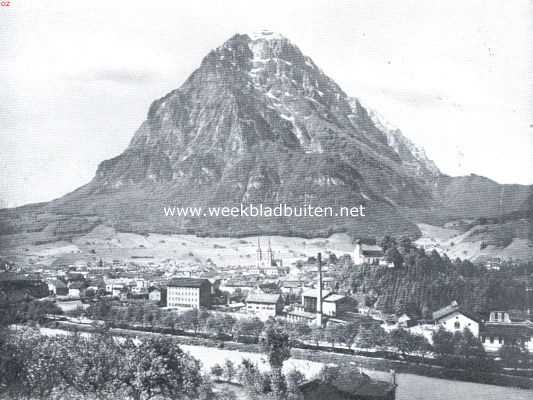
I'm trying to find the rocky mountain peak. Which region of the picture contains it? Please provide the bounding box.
[2,32,530,245]
[351,98,441,181]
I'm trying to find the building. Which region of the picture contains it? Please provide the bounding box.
[432,301,480,337]
[301,289,351,317]
[256,238,283,271]
[166,278,211,309]
[68,282,86,298]
[286,306,320,325]
[132,279,149,294]
[280,280,303,294]
[148,287,162,303]
[302,288,331,314]
[353,241,386,265]
[480,310,533,352]
[322,294,351,317]
[245,292,284,321]
[219,279,258,294]
[287,289,352,324]
[47,279,68,296]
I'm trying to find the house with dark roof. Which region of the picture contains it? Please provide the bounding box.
[353,241,387,266]
[245,292,283,321]
[480,310,533,352]
[432,301,480,337]
[68,281,88,298]
[166,278,211,309]
[47,279,68,296]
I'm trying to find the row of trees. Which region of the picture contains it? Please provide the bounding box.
[78,300,531,372]
[80,300,266,339]
[0,328,211,400]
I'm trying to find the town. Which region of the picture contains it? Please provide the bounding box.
[2,235,532,400]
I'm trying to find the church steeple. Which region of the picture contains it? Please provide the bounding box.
[267,238,274,266]
[256,238,262,265]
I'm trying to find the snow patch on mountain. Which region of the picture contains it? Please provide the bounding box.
[351,98,441,180]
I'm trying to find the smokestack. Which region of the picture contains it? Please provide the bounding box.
[317,252,323,326]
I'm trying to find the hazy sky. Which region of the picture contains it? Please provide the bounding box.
[0,0,531,207]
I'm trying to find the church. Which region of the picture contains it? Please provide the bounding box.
[256,238,283,274]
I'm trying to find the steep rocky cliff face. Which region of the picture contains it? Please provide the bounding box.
[357,102,441,183]
[0,31,530,241]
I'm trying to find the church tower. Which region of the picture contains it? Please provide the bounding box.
[267,238,274,266]
[256,238,263,267]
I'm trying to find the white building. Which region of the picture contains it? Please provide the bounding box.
[245,292,283,321]
[432,301,480,337]
[480,311,533,352]
[353,241,386,265]
[166,278,211,309]
[148,288,161,303]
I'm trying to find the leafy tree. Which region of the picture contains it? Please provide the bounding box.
[324,324,342,348]
[389,328,418,357]
[223,359,236,382]
[270,369,288,400]
[22,300,63,324]
[432,327,455,356]
[181,308,210,334]
[398,236,413,254]
[207,314,236,336]
[118,336,204,400]
[499,342,528,370]
[60,333,121,400]
[385,247,403,268]
[238,358,268,393]
[286,368,305,392]
[309,325,323,347]
[355,322,387,349]
[211,363,224,380]
[411,333,432,362]
[260,325,291,369]
[233,317,264,339]
[85,299,113,320]
[379,236,396,253]
[317,364,340,384]
[289,322,312,344]
[455,328,485,359]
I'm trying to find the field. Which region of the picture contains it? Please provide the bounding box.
[0,223,356,267]
[415,222,532,261]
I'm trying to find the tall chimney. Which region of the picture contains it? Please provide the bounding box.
[317,252,323,326]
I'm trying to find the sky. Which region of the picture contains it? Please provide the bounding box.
[0,0,531,207]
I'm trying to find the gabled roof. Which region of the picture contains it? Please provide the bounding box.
[281,281,302,288]
[302,288,332,299]
[69,282,87,290]
[432,302,480,323]
[359,244,384,257]
[323,294,346,302]
[245,292,281,304]
[50,279,67,288]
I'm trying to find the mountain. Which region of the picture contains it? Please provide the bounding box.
[0,31,531,250]
[357,103,441,183]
